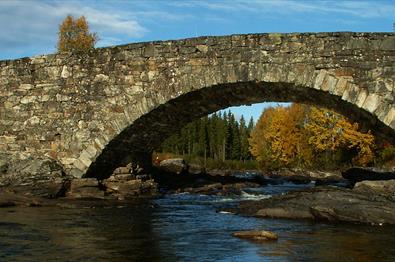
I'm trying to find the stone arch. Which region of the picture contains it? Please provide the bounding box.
[83,78,394,179]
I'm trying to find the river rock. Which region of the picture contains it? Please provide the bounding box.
[65,178,104,199]
[232,230,278,241]
[353,180,395,200]
[0,154,67,198]
[103,163,158,199]
[342,167,395,183]
[113,166,132,175]
[235,186,395,225]
[190,183,223,194]
[104,179,157,199]
[106,173,136,181]
[268,168,343,184]
[103,167,157,199]
[159,158,187,174]
[105,179,140,193]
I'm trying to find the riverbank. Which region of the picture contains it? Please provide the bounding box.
[156,159,395,225]
[1,154,395,226]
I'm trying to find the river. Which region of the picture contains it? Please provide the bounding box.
[1,182,395,261]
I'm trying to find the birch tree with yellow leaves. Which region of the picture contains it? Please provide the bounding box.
[250,104,376,170]
[57,15,98,53]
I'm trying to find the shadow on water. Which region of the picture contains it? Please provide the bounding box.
[0,199,176,262]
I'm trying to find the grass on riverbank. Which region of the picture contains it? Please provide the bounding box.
[153,150,394,172]
[153,152,258,170]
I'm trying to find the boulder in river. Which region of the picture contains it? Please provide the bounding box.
[104,179,157,199]
[103,163,158,199]
[342,167,395,183]
[268,168,343,184]
[65,178,104,199]
[159,158,188,174]
[232,230,278,241]
[234,183,395,225]
[0,153,68,198]
[353,180,395,201]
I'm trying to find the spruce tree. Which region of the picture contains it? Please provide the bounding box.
[239,116,249,160]
[231,121,241,159]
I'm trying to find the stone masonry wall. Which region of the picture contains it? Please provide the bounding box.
[0,32,394,178]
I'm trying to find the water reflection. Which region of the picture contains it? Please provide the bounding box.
[1,192,395,261]
[256,223,395,261]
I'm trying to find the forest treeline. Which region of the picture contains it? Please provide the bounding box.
[160,104,395,170]
[160,111,255,164]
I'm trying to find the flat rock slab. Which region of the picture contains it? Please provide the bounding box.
[354,180,395,201]
[232,230,278,241]
[268,168,343,183]
[235,185,395,225]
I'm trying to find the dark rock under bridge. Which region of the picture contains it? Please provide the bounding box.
[0,32,394,178]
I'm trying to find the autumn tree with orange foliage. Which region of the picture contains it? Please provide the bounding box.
[57,15,98,53]
[250,104,376,170]
[249,104,313,170]
[337,119,375,166]
[306,107,375,166]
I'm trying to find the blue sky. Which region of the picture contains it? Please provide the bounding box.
[1,0,394,121]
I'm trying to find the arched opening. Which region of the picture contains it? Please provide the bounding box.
[84,81,395,179]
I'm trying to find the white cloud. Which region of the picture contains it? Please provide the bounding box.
[169,0,395,19]
[58,5,147,38]
[134,10,193,22]
[0,0,147,58]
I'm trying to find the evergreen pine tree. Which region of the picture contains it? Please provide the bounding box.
[231,121,241,159]
[239,116,249,160]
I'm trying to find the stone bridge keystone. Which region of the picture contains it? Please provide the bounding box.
[0,32,394,178]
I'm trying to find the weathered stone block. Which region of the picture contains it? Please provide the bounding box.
[361,93,380,113]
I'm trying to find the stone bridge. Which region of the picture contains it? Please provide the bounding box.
[0,32,394,179]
